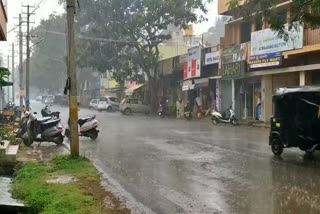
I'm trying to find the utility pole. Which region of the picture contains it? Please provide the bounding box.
[12,43,15,103]
[19,14,24,109]
[66,0,79,156]
[25,5,30,110]
[7,55,9,103]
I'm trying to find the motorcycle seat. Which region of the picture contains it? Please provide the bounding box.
[78,117,93,127]
[38,117,52,122]
[42,118,61,125]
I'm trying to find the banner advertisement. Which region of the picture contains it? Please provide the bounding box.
[222,43,247,64]
[205,51,219,65]
[222,43,247,79]
[249,52,282,69]
[222,62,246,79]
[184,46,201,80]
[251,23,303,56]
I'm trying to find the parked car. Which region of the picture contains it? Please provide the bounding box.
[97,96,120,112]
[41,96,48,103]
[36,96,42,102]
[45,95,55,105]
[89,99,99,109]
[120,98,150,115]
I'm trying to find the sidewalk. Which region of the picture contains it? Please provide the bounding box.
[176,115,271,128]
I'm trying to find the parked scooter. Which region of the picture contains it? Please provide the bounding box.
[211,106,238,126]
[184,101,193,121]
[65,116,99,140]
[22,112,64,146]
[41,105,60,119]
[158,99,169,118]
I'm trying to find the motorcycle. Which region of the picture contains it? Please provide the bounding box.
[22,112,64,146]
[211,106,238,126]
[158,100,168,118]
[41,105,61,119]
[65,116,99,140]
[184,103,192,121]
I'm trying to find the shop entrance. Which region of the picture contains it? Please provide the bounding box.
[240,81,262,120]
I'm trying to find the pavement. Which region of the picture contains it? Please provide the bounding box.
[30,102,320,214]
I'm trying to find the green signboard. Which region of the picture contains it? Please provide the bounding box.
[222,43,248,79]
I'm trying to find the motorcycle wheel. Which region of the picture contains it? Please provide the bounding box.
[231,118,238,126]
[271,138,283,156]
[187,114,192,121]
[212,118,218,125]
[90,130,98,140]
[23,131,34,147]
[55,134,64,145]
[65,129,71,140]
[23,137,33,147]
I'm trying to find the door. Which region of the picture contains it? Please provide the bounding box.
[130,99,139,113]
[109,97,120,110]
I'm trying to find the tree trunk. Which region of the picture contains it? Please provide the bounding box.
[147,75,159,114]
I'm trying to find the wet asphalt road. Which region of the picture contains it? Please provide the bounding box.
[35,102,320,214]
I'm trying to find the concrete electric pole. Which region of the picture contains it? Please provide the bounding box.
[66,0,79,156]
[19,14,24,109]
[25,5,31,110]
[7,55,9,103]
[12,43,15,103]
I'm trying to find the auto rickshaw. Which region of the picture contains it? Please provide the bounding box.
[270,87,320,156]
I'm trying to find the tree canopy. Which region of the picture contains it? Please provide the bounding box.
[228,0,320,33]
[75,0,210,111]
[29,14,67,92]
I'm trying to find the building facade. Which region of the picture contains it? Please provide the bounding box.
[218,0,320,122]
[0,0,7,41]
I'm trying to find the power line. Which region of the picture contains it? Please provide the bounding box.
[7,0,48,34]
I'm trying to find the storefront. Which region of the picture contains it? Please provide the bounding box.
[239,78,262,120]
[221,43,248,117]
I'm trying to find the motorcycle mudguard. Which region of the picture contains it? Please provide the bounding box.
[42,127,62,138]
[80,120,98,132]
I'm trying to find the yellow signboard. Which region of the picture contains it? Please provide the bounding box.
[184,25,193,36]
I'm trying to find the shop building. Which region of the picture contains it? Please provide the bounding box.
[218,0,320,122]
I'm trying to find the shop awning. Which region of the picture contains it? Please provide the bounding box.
[209,76,222,80]
[125,84,144,94]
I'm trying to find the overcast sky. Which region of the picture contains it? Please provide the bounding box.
[0,0,218,66]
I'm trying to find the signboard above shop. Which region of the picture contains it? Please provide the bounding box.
[205,51,219,65]
[222,43,248,64]
[249,52,282,69]
[251,23,303,56]
[222,43,247,79]
[184,46,201,80]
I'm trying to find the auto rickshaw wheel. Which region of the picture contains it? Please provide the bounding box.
[271,138,283,156]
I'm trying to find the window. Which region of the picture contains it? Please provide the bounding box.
[138,100,143,105]
[131,99,139,104]
[100,97,108,102]
[109,97,118,102]
[241,22,251,43]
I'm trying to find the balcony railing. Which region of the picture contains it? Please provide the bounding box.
[304,28,320,46]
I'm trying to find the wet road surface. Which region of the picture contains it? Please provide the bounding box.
[35,103,320,214]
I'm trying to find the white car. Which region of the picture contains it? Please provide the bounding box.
[45,95,55,105]
[97,96,120,112]
[89,99,99,109]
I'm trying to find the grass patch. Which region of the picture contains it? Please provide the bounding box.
[13,155,130,214]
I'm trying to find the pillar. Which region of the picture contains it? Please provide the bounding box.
[299,71,305,86]
[232,79,235,110]
[261,75,273,122]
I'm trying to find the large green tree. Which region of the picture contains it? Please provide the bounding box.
[74,0,210,112]
[228,0,320,34]
[30,14,67,93]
